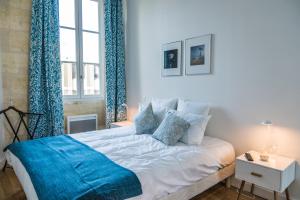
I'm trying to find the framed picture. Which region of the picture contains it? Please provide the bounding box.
[161,41,182,77]
[185,34,212,75]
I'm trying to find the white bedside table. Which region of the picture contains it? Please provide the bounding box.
[110,120,133,128]
[235,151,296,200]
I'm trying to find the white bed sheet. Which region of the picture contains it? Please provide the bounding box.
[6,126,235,200]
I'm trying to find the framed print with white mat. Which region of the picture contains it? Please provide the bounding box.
[185,34,212,75]
[162,41,182,77]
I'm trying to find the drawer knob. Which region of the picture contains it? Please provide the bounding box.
[251,172,263,178]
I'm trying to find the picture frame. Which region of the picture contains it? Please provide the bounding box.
[185,34,212,75]
[161,41,182,77]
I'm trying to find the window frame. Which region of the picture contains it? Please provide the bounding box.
[60,0,104,101]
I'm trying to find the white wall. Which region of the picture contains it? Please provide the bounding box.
[126,0,300,199]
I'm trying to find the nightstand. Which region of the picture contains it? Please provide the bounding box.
[235,151,296,200]
[110,120,133,128]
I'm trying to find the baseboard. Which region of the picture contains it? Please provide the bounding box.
[231,177,296,200]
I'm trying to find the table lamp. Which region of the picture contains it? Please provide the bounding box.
[121,103,128,120]
[260,120,273,161]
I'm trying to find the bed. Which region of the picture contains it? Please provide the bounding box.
[6,125,235,200]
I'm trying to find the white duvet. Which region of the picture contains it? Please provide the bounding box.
[6,126,235,200]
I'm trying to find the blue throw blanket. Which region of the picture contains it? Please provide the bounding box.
[8,135,142,200]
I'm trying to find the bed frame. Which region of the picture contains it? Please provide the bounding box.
[7,150,235,200]
[161,163,235,200]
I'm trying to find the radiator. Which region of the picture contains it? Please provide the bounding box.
[67,114,98,134]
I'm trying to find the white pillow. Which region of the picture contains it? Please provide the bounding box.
[177,99,210,116]
[139,98,178,123]
[171,110,211,145]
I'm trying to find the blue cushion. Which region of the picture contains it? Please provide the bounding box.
[152,111,190,145]
[134,103,158,134]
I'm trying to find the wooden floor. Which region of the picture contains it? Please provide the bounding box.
[0,168,25,200]
[0,168,264,200]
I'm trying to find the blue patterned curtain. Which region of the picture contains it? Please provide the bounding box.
[104,0,127,127]
[28,0,64,137]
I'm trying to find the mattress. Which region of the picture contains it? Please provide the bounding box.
[6,125,235,200]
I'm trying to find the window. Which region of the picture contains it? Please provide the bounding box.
[59,0,101,99]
